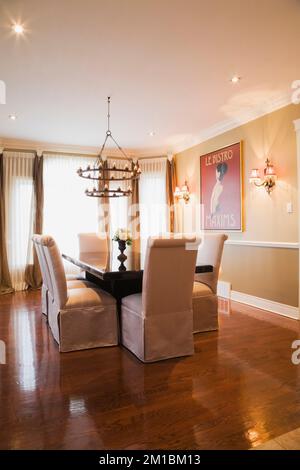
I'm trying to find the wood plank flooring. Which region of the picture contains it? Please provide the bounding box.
[0,290,300,450]
[255,427,300,450]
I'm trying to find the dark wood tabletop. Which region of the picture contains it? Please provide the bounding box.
[63,247,213,302]
[62,248,213,281]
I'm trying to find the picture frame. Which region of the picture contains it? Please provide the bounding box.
[200,141,244,232]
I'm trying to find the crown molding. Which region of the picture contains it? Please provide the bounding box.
[0,136,167,159]
[0,137,146,158]
[0,94,294,157]
[173,93,292,154]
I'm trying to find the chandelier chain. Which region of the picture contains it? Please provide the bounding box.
[107,96,110,133]
[77,96,141,198]
[109,134,130,161]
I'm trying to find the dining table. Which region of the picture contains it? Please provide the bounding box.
[62,245,213,307]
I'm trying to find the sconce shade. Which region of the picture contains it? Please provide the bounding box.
[264,164,276,177]
[173,181,190,203]
[249,168,260,182]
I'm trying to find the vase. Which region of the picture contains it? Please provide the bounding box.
[117,240,127,271]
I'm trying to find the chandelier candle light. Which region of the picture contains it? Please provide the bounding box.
[77,97,141,197]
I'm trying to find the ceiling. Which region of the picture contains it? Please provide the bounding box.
[0,0,300,155]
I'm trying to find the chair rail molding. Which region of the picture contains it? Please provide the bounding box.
[225,240,298,249]
[294,119,300,311]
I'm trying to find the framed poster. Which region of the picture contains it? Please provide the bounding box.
[200,142,243,231]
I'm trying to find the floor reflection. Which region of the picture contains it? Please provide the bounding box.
[218,297,230,315]
[1,291,300,449]
[13,310,37,392]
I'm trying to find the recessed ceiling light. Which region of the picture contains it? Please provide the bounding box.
[148,131,156,137]
[230,75,241,84]
[9,114,17,120]
[12,23,24,34]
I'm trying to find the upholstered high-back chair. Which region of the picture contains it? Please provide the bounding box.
[121,236,200,363]
[42,236,68,308]
[33,235,118,352]
[194,233,228,293]
[193,233,228,333]
[33,234,91,317]
[78,233,108,255]
[32,237,54,316]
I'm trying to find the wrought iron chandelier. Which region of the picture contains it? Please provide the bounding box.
[77,97,141,197]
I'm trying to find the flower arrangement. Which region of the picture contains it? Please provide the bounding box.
[112,228,132,246]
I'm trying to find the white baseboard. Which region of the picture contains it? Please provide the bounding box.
[231,291,299,320]
[217,281,299,320]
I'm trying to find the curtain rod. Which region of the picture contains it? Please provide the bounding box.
[3,148,168,160]
[44,151,167,160]
[43,151,137,160]
[43,150,98,158]
[3,148,37,155]
[138,155,167,160]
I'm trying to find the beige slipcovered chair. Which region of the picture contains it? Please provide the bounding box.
[33,240,51,316]
[192,233,228,333]
[33,235,118,352]
[33,235,95,317]
[121,237,200,363]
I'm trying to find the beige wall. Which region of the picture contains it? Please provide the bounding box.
[175,104,300,307]
[221,245,298,306]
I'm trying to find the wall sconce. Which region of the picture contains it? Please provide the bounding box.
[249,158,277,194]
[174,181,190,203]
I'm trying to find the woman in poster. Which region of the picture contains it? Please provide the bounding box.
[210,162,228,215]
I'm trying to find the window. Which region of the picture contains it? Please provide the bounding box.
[3,151,35,290]
[2,151,170,287]
[139,158,168,265]
[43,154,99,272]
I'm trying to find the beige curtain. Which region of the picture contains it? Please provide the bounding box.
[166,156,177,232]
[3,150,36,291]
[129,161,140,268]
[0,152,13,294]
[25,155,43,289]
[139,157,168,265]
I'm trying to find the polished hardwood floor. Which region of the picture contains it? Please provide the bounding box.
[0,291,300,450]
[255,427,300,450]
